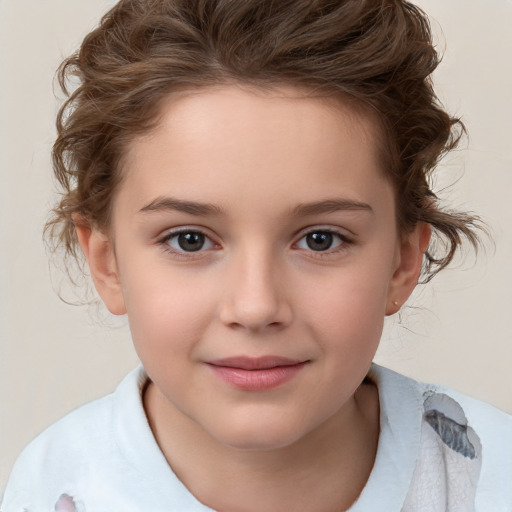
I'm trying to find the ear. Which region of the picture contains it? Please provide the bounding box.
[386,222,431,315]
[75,218,127,315]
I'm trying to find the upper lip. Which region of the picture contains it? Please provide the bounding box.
[207,356,307,370]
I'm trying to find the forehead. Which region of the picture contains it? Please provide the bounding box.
[118,85,392,219]
[136,85,382,159]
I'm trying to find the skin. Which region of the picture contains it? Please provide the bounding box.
[77,85,429,511]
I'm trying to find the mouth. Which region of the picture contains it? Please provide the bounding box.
[206,356,309,391]
[208,356,307,370]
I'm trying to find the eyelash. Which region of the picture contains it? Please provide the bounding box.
[158,228,218,259]
[294,227,352,259]
[157,227,353,259]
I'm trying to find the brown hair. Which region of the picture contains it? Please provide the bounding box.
[47,0,482,282]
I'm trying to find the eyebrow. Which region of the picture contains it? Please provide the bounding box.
[138,196,373,217]
[291,198,374,217]
[139,197,222,216]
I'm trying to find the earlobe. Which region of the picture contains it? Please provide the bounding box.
[75,219,127,315]
[386,222,431,316]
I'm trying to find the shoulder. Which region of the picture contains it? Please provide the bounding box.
[1,367,208,512]
[1,367,143,511]
[428,379,512,510]
[370,365,512,510]
[370,363,512,430]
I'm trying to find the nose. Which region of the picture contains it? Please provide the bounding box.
[219,247,293,332]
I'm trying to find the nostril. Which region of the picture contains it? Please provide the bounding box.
[218,274,293,331]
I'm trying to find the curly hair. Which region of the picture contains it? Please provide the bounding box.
[47,0,481,282]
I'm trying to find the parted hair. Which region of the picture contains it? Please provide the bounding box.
[48,0,481,282]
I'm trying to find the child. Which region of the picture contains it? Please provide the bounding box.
[2,0,511,510]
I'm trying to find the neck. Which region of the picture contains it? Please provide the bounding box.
[144,380,379,512]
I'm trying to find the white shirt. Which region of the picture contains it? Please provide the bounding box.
[2,365,511,512]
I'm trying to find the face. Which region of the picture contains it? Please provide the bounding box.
[83,85,425,451]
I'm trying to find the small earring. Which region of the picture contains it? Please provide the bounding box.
[393,300,399,306]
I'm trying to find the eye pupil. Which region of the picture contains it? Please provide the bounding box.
[178,232,205,252]
[306,232,333,251]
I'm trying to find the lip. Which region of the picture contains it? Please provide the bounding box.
[206,356,309,391]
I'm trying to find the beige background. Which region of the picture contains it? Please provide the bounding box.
[1,0,511,492]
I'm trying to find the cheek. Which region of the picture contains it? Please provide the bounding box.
[308,289,385,356]
[121,267,218,358]
[298,255,394,352]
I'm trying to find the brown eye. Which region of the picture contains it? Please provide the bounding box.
[166,231,214,252]
[296,230,345,252]
[306,232,333,251]
[178,232,204,251]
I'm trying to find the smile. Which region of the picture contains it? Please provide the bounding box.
[206,356,309,391]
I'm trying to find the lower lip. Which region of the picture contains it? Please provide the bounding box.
[207,362,307,391]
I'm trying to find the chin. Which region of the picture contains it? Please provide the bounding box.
[209,417,310,452]
[220,434,301,452]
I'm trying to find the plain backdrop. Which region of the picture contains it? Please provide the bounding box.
[1,0,511,491]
